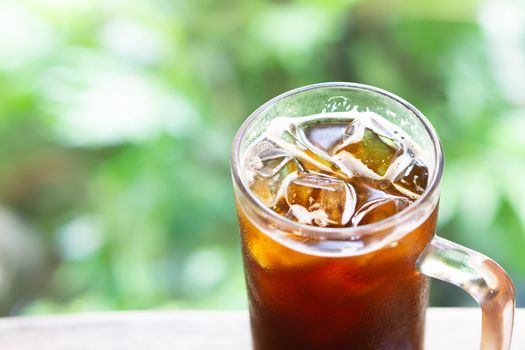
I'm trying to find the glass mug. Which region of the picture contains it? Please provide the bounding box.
[231,83,515,350]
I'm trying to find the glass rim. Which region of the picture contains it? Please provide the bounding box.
[231,82,444,239]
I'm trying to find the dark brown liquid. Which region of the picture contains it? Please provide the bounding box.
[237,207,437,350]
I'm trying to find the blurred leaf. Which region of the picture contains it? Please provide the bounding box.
[0,0,523,314]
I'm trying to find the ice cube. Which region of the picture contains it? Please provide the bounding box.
[285,173,356,226]
[245,139,291,177]
[351,196,411,226]
[245,139,298,206]
[393,158,429,198]
[250,167,298,207]
[297,121,348,155]
[286,204,332,226]
[256,146,293,178]
[332,116,402,178]
[265,117,336,175]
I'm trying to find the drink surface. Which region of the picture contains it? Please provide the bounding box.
[242,109,430,228]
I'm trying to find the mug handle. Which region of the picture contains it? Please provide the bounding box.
[417,236,515,350]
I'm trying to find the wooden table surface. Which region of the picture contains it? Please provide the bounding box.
[0,308,523,349]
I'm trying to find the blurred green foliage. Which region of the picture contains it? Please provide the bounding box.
[0,0,523,315]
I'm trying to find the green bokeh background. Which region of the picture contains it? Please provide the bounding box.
[0,0,523,315]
